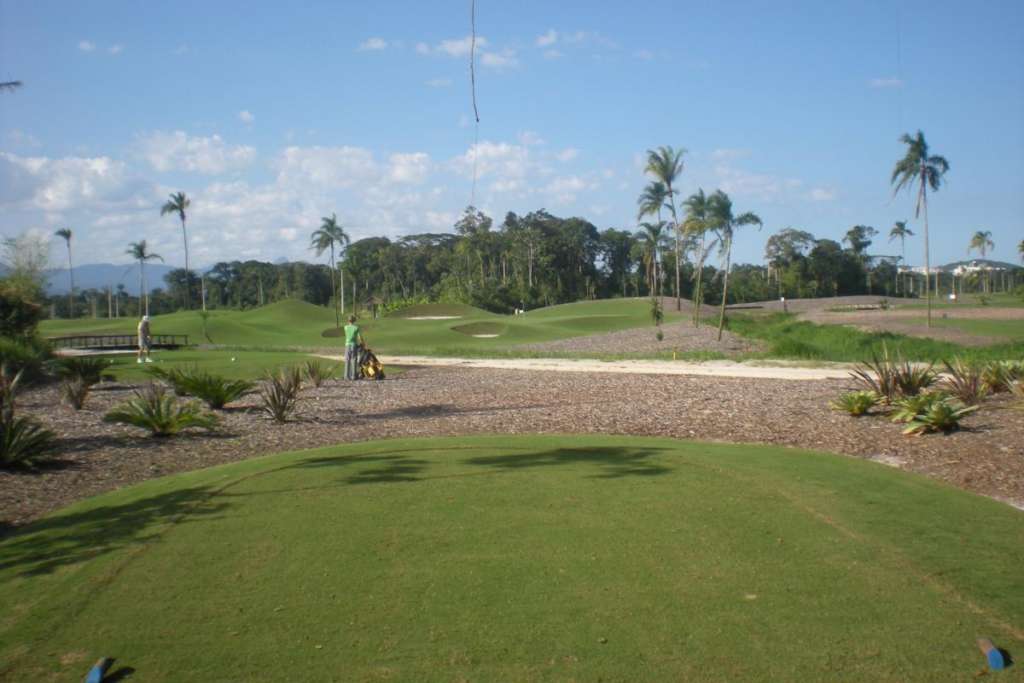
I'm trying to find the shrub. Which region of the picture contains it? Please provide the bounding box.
[258,367,303,423]
[940,358,989,405]
[303,360,336,388]
[146,365,192,396]
[0,336,51,384]
[981,361,1024,394]
[903,397,978,435]
[655,330,664,342]
[851,345,935,403]
[650,297,663,326]
[177,371,253,410]
[890,391,949,423]
[0,415,57,467]
[830,391,879,416]
[60,377,91,410]
[104,384,219,437]
[0,285,44,338]
[50,356,108,386]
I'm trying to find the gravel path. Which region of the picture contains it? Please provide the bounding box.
[3,367,1022,531]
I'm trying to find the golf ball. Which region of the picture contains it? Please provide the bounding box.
[231,357,236,362]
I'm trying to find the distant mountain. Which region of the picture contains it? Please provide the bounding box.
[45,263,178,296]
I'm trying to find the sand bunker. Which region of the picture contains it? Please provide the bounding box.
[407,316,463,320]
[472,334,500,338]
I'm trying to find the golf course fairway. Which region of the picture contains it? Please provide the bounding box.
[1,435,1022,681]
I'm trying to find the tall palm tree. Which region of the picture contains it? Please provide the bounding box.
[891,130,949,328]
[126,240,163,316]
[1018,240,1024,262]
[644,146,686,311]
[309,213,350,329]
[0,81,23,92]
[637,181,668,224]
[888,221,913,294]
[683,189,717,327]
[708,190,761,341]
[637,222,665,296]
[968,230,995,293]
[160,191,192,310]
[54,228,74,317]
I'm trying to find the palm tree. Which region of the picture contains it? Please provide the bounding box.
[637,181,668,224]
[891,130,949,328]
[888,221,913,294]
[708,190,761,341]
[637,222,665,296]
[0,81,23,92]
[1018,240,1024,262]
[309,213,350,329]
[968,230,995,293]
[54,228,74,317]
[160,191,192,310]
[126,240,163,316]
[683,189,717,327]
[644,146,686,311]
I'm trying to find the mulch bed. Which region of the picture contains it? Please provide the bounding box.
[2,367,1023,531]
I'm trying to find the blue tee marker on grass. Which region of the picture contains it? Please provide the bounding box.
[978,638,1006,671]
[83,657,112,683]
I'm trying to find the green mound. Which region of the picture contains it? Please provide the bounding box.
[451,321,507,336]
[388,302,486,318]
[3,435,1022,681]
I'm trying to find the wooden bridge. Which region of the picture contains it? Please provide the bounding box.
[48,334,190,350]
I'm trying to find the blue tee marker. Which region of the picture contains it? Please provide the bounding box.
[83,657,112,683]
[977,638,1006,671]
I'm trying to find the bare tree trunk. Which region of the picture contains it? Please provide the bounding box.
[66,243,74,318]
[340,268,345,317]
[107,286,112,318]
[181,216,191,310]
[693,232,706,327]
[716,236,732,341]
[922,182,932,328]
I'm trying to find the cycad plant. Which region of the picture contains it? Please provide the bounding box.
[259,367,303,423]
[903,397,977,435]
[104,384,219,437]
[303,360,336,388]
[0,363,57,467]
[179,371,254,410]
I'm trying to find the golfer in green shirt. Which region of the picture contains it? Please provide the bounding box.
[343,315,364,380]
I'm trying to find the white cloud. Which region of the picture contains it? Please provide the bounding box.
[454,141,531,181]
[238,110,255,124]
[78,40,95,52]
[415,42,432,55]
[545,175,588,204]
[808,187,837,201]
[422,35,486,57]
[480,49,518,69]
[518,131,545,146]
[136,131,257,174]
[425,77,453,88]
[633,49,654,60]
[536,29,558,47]
[278,228,299,241]
[276,146,378,189]
[710,148,751,162]
[543,49,564,59]
[108,45,123,55]
[388,152,431,184]
[0,152,144,213]
[5,130,41,148]
[869,77,904,89]
[358,37,388,51]
[713,163,802,202]
[555,148,579,162]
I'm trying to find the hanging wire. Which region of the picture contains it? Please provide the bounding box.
[469,0,480,208]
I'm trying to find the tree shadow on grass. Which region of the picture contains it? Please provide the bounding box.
[461,446,675,479]
[0,486,227,577]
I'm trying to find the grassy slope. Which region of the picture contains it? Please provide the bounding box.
[97,350,357,382]
[1,435,1021,681]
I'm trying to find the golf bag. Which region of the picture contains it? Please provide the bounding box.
[358,346,385,380]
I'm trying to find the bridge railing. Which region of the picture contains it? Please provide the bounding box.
[48,334,190,350]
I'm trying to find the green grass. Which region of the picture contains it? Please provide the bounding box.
[728,313,1024,362]
[915,317,1024,339]
[96,350,349,382]
[1,434,1021,681]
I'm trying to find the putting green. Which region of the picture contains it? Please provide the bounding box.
[1,435,1021,681]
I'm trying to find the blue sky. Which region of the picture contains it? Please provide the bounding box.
[1,0,1022,271]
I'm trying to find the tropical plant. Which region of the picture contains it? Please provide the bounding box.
[708,190,761,341]
[981,361,1024,394]
[888,221,913,294]
[126,240,163,316]
[0,415,57,467]
[903,397,978,435]
[1019,239,1024,262]
[177,371,254,410]
[891,130,949,327]
[104,384,219,437]
[830,391,879,416]
[146,365,191,396]
[50,356,108,386]
[940,358,989,405]
[0,337,51,383]
[60,377,91,410]
[890,391,949,423]
[968,230,995,293]
[637,181,668,224]
[258,367,303,423]
[160,191,193,309]
[644,146,686,311]
[54,227,74,317]
[849,345,934,402]
[683,188,718,327]
[650,297,663,327]
[303,360,336,388]
[636,221,664,296]
[310,213,350,329]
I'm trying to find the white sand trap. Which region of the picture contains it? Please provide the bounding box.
[472,334,500,338]
[406,316,462,320]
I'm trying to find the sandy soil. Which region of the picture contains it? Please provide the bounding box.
[3,366,1022,531]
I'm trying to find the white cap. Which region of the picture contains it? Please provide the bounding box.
[142,315,150,322]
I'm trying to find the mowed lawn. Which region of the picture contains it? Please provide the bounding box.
[1,435,1021,681]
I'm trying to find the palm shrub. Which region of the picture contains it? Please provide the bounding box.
[0,363,57,467]
[60,376,91,410]
[104,384,219,437]
[0,336,51,384]
[830,391,879,416]
[851,345,935,402]
[146,365,193,396]
[303,360,336,388]
[940,358,989,405]
[903,397,978,435]
[50,356,108,385]
[259,367,303,423]
[982,361,1024,394]
[177,371,253,409]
